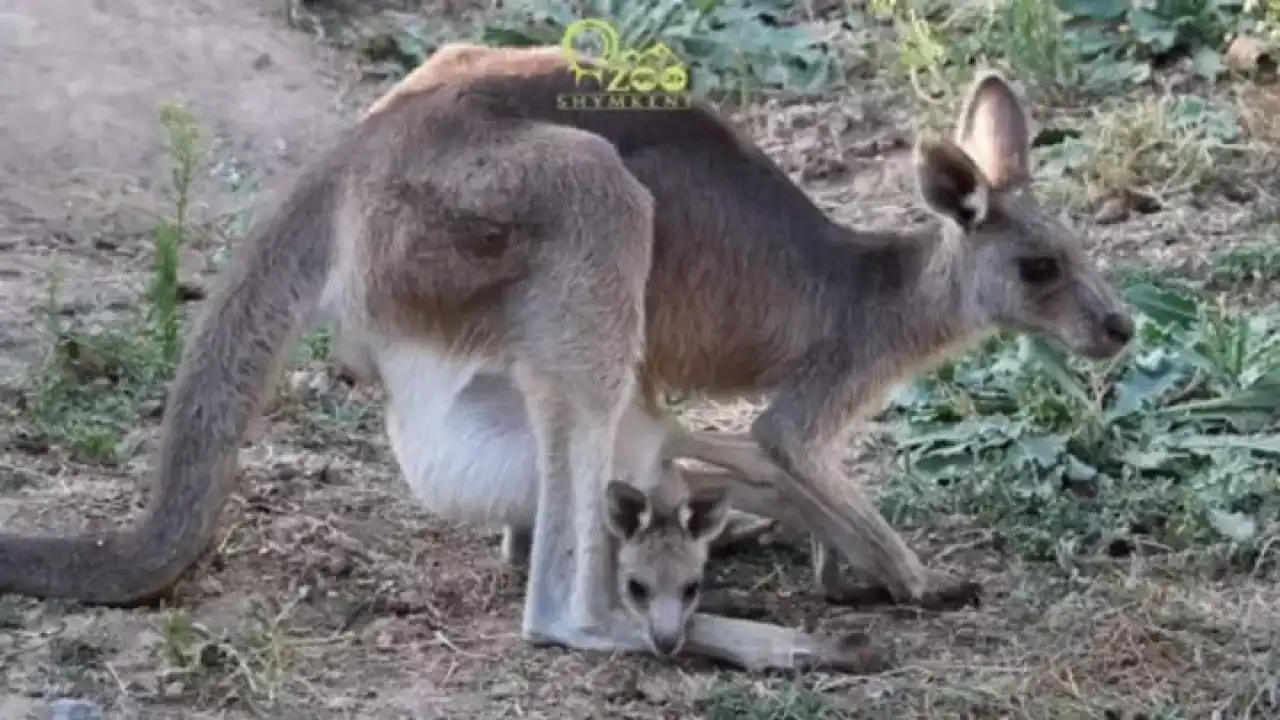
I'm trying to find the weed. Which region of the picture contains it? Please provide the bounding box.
[702,677,841,719]
[154,606,294,710]
[209,153,264,269]
[18,102,205,464]
[1207,241,1280,286]
[877,0,1277,105]
[872,0,1090,105]
[153,101,202,366]
[877,279,1280,569]
[1036,93,1244,210]
[293,326,334,366]
[352,0,843,101]
[1056,0,1256,83]
[49,622,114,674]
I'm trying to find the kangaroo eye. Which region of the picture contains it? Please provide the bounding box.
[1018,257,1060,285]
[681,581,701,603]
[627,579,649,603]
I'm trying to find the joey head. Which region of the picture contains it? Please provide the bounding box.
[605,477,731,658]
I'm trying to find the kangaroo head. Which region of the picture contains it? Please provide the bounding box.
[913,71,1134,360]
[604,476,731,658]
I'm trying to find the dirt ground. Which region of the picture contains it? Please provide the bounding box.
[1,0,1277,718]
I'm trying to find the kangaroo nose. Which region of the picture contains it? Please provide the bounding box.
[1102,312,1134,345]
[651,632,683,657]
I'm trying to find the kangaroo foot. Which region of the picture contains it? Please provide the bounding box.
[823,569,981,612]
[709,511,777,556]
[500,524,533,568]
[790,628,894,674]
[684,613,894,673]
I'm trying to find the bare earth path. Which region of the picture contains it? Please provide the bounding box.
[0,0,360,381]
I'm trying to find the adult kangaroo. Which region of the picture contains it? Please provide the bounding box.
[0,42,1132,670]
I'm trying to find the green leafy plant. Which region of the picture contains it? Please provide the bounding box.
[874,0,1093,103]
[1056,0,1251,82]
[702,677,840,720]
[877,0,1274,104]
[1034,93,1243,209]
[19,103,205,464]
[154,607,294,711]
[1206,241,1280,287]
[455,0,841,99]
[877,279,1280,567]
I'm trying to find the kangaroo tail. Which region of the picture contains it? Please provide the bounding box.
[0,171,339,606]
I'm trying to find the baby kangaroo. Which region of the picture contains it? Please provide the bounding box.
[605,475,731,659]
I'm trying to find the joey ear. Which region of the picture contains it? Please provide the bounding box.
[605,481,651,541]
[914,137,990,231]
[953,70,1032,189]
[681,487,732,542]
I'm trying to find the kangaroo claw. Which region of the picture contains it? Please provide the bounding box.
[792,629,892,674]
[824,570,981,612]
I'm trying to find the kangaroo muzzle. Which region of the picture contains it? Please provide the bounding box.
[647,597,689,657]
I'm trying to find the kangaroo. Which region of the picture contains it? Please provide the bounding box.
[0,41,1133,672]
[361,43,1135,608]
[604,472,731,659]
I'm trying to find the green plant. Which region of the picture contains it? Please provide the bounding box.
[19,103,205,463]
[1035,93,1243,208]
[293,326,334,365]
[153,102,202,366]
[877,0,1274,106]
[463,0,840,99]
[877,279,1280,567]
[873,0,1090,103]
[702,677,840,720]
[1207,242,1280,286]
[22,255,175,462]
[1056,0,1253,82]
[155,607,293,710]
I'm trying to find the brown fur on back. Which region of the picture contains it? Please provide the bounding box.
[363,43,572,120]
[357,43,955,402]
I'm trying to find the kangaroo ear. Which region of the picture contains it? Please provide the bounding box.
[605,481,651,541]
[681,487,732,542]
[953,70,1032,189]
[914,137,990,231]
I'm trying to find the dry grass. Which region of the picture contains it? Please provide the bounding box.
[1034,92,1251,213]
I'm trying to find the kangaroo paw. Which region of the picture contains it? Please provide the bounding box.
[709,511,777,557]
[823,570,981,612]
[522,613,649,654]
[792,629,893,674]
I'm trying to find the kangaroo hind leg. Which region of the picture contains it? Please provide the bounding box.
[506,124,656,652]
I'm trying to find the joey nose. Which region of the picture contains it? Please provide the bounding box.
[1102,312,1134,345]
[651,632,683,657]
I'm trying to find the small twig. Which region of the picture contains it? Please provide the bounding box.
[105,661,133,699]
[427,631,484,659]
[929,529,993,564]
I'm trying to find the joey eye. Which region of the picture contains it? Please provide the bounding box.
[681,581,701,603]
[1017,257,1060,285]
[627,579,649,603]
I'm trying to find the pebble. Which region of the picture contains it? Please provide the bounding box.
[1093,198,1129,226]
[45,699,103,720]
